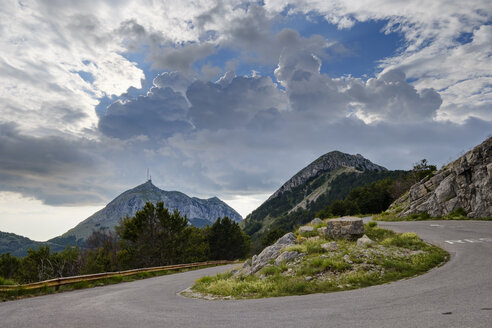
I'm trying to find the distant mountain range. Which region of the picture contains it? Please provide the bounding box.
[0,231,66,257]
[0,181,242,256]
[240,151,405,250]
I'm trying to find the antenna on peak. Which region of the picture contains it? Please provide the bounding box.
[146,168,151,182]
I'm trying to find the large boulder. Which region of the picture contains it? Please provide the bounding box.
[299,226,314,233]
[237,232,297,276]
[357,234,375,247]
[323,217,364,240]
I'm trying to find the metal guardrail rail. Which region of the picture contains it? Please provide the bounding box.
[0,260,235,291]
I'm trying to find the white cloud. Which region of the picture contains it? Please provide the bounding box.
[264,0,492,122]
[0,192,103,241]
[0,0,491,235]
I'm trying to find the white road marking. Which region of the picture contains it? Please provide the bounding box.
[430,224,443,227]
[445,240,466,244]
[445,238,492,245]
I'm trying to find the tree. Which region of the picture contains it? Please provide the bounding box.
[16,246,54,283]
[117,201,205,268]
[83,230,120,273]
[412,159,437,182]
[206,217,250,260]
[262,229,286,247]
[0,253,20,280]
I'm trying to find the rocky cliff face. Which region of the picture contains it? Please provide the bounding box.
[59,180,242,241]
[268,151,387,201]
[389,136,492,218]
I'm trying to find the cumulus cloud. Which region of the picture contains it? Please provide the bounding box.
[98,80,192,140]
[274,46,442,122]
[187,74,288,129]
[347,70,442,123]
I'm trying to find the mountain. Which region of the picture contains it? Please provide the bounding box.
[0,231,66,257]
[241,151,402,250]
[388,136,492,218]
[54,180,242,243]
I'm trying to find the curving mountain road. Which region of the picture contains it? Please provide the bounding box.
[1,220,491,327]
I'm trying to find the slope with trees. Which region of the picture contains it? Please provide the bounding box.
[0,202,250,285]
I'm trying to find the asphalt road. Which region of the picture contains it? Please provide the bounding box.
[1,220,491,328]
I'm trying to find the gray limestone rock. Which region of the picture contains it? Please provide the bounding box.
[357,234,375,247]
[324,217,365,240]
[321,241,338,251]
[238,232,297,276]
[275,232,297,245]
[317,227,328,237]
[389,136,492,218]
[274,251,303,265]
[299,226,314,233]
[311,218,323,225]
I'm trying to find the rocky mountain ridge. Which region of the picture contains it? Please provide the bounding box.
[242,151,393,252]
[59,180,242,242]
[389,136,492,218]
[268,151,386,201]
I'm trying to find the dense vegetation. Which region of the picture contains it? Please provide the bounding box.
[0,202,250,285]
[316,177,407,217]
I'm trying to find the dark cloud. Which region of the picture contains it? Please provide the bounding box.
[186,74,286,129]
[150,42,216,72]
[98,83,192,139]
[0,122,106,205]
[117,19,216,73]
[222,4,330,65]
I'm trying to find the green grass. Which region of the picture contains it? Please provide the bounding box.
[375,210,492,222]
[0,276,16,286]
[285,238,326,254]
[191,225,449,299]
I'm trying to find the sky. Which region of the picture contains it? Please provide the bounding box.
[0,0,491,241]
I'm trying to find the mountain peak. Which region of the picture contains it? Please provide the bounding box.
[58,181,242,241]
[133,179,157,190]
[269,151,386,201]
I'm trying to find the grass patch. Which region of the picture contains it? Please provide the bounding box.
[285,238,325,254]
[375,211,492,222]
[0,276,16,286]
[191,226,449,299]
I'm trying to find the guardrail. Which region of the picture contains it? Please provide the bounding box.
[0,260,235,291]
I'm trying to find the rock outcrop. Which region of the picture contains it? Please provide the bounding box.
[357,235,375,247]
[321,217,365,240]
[236,232,298,276]
[389,136,492,218]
